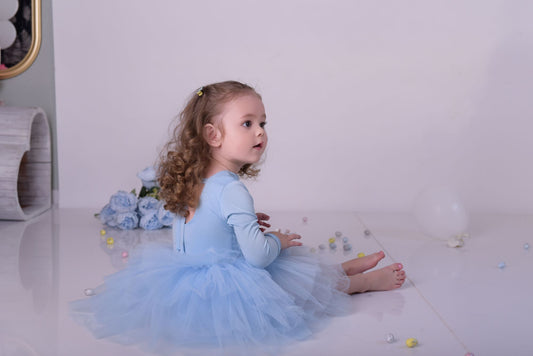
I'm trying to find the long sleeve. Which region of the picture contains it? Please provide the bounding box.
[220,180,281,268]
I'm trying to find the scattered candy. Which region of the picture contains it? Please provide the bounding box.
[100,229,106,236]
[84,288,95,296]
[318,244,326,250]
[524,243,530,250]
[385,333,395,343]
[405,338,418,348]
[329,242,337,249]
[357,252,365,258]
[335,231,342,238]
[342,237,348,243]
[302,217,308,223]
[328,237,336,244]
[364,229,371,236]
[106,237,114,245]
[343,243,352,251]
[122,251,129,258]
[498,262,506,269]
[447,235,464,248]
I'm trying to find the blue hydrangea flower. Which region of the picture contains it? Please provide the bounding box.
[140,211,163,230]
[138,196,160,216]
[110,191,138,213]
[137,166,158,189]
[157,201,175,227]
[115,212,139,230]
[99,203,117,227]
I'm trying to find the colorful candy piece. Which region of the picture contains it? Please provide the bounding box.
[318,244,326,250]
[328,237,336,244]
[84,288,95,296]
[342,237,348,243]
[100,229,106,236]
[122,251,129,258]
[106,237,114,245]
[385,333,395,343]
[335,231,342,238]
[364,229,371,236]
[524,243,530,250]
[357,252,365,258]
[406,338,418,348]
[343,243,352,251]
[302,217,308,223]
[447,235,464,248]
[498,262,506,269]
[329,242,337,249]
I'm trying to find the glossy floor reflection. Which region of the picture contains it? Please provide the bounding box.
[1,209,531,355]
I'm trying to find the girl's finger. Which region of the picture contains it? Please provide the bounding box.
[256,213,270,221]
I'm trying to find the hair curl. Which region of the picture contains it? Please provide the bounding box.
[157,81,261,217]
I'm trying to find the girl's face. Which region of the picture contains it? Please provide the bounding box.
[212,94,267,172]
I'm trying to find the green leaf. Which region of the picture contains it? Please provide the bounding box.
[139,186,148,198]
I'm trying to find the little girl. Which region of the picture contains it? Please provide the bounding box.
[71,81,406,355]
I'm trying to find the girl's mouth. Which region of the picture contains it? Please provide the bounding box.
[253,143,263,149]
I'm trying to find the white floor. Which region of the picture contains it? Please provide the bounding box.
[1,209,532,356]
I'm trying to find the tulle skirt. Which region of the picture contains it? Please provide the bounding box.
[70,245,352,355]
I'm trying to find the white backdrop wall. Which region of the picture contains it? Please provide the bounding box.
[53,0,533,214]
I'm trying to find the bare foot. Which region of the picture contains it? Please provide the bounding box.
[347,263,406,294]
[342,251,385,276]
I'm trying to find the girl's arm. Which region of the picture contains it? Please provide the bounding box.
[221,181,282,268]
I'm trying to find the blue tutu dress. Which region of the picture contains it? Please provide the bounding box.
[71,171,352,355]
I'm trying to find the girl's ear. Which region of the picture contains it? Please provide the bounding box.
[203,123,222,147]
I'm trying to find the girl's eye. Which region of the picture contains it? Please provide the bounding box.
[243,121,252,128]
[260,122,267,128]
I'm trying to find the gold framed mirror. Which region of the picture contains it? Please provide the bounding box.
[0,0,41,80]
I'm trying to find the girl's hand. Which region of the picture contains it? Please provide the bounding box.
[256,212,271,232]
[268,231,303,250]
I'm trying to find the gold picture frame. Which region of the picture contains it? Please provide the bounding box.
[0,0,42,80]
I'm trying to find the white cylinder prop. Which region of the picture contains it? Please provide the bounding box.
[413,186,469,239]
[0,107,52,221]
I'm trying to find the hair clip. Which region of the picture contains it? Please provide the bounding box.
[196,87,204,97]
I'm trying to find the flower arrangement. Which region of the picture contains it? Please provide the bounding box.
[97,167,175,230]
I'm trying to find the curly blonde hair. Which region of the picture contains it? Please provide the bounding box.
[158,81,261,217]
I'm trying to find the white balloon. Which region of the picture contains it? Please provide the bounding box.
[413,186,469,239]
[0,20,16,49]
[0,0,19,21]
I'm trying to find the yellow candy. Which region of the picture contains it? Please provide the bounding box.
[328,237,336,244]
[406,338,418,348]
[357,252,365,258]
[106,237,114,245]
[100,229,106,236]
